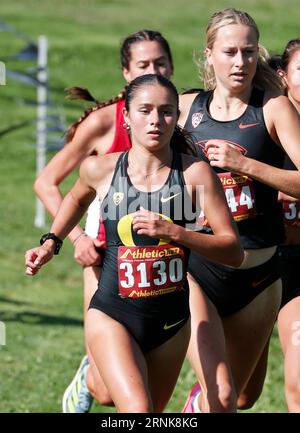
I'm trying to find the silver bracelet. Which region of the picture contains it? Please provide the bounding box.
[72,232,87,245]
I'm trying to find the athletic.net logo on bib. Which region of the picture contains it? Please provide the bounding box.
[118,244,185,298]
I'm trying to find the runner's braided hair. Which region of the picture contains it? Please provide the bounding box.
[65,30,173,142]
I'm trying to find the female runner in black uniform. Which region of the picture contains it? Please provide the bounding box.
[179,9,300,413]
[34,30,175,412]
[25,74,243,412]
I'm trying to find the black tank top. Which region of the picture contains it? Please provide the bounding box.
[184,87,285,248]
[98,151,194,316]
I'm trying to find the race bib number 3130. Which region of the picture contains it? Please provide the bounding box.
[118,244,185,298]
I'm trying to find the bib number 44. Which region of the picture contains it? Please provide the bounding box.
[218,172,257,222]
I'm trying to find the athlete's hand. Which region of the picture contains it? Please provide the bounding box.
[74,234,104,267]
[205,140,245,172]
[25,242,55,276]
[132,207,174,241]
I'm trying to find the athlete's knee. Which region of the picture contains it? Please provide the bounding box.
[237,392,259,410]
[86,364,114,406]
[217,382,237,412]
[285,376,300,406]
[236,376,266,409]
[206,382,237,412]
[90,385,114,406]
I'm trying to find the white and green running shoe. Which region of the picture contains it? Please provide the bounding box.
[62,355,93,413]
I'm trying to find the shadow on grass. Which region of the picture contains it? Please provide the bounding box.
[0,310,82,326]
[0,295,36,306]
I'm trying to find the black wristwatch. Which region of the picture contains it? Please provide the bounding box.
[40,232,63,255]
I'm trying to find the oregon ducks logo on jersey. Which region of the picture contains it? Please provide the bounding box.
[117,213,173,246]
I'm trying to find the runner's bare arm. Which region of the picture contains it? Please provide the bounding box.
[34,109,112,243]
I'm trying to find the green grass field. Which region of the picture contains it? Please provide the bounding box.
[0,0,298,413]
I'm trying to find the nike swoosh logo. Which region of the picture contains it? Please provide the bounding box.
[161,193,181,203]
[239,122,260,129]
[163,318,186,330]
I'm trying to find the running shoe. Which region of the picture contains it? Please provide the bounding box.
[62,355,93,413]
[181,383,201,413]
